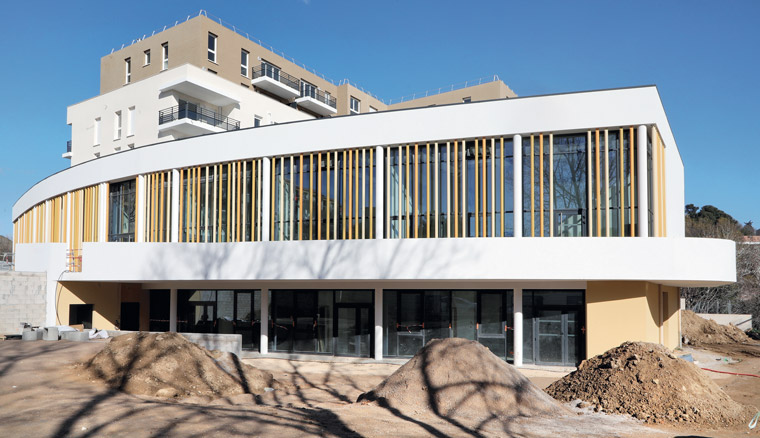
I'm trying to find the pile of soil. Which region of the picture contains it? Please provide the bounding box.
[682,310,751,346]
[84,332,283,398]
[357,338,564,421]
[546,341,753,426]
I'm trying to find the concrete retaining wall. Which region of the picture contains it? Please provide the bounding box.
[0,271,47,334]
[107,331,242,357]
[696,313,752,331]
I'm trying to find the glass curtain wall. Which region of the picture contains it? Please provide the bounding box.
[387,138,514,239]
[272,148,375,241]
[269,290,372,357]
[108,179,136,242]
[523,129,640,237]
[179,160,263,243]
[383,290,513,361]
[522,290,584,366]
[178,289,261,350]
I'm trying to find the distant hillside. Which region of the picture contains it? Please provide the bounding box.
[0,235,11,253]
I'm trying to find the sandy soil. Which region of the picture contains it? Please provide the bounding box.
[0,339,756,437]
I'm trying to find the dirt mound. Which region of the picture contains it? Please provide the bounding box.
[357,338,564,421]
[546,341,753,426]
[85,332,283,398]
[682,310,751,346]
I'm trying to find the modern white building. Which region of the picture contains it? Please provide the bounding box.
[12,14,735,367]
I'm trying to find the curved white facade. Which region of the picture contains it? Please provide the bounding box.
[12,86,735,365]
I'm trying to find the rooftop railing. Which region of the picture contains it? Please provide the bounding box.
[158,103,240,131]
[386,75,502,105]
[251,65,300,92]
[301,87,337,109]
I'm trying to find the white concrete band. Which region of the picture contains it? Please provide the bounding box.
[637,125,649,237]
[513,287,523,367]
[513,134,522,238]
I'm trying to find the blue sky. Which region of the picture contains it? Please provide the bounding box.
[1,0,758,238]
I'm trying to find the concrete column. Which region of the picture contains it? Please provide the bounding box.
[170,169,180,242]
[169,288,177,332]
[374,288,383,360]
[375,146,384,239]
[99,182,108,242]
[637,125,649,237]
[261,157,271,242]
[136,174,145,243]
[260,288,269,354]
[513,135,523,238]
[513,288,523,367]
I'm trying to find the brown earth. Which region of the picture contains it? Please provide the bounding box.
[546,341,754,427]
[357,338,565,424]
[80,332,285,398]
[682,310,752,345]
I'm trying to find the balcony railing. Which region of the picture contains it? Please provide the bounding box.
[158,103,240,131]
[251,65,300,92]
[301,87,337,109]
[66,140,72,153]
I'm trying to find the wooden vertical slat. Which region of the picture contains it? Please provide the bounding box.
[241,163,246,242]
[342,150,347,239]
[414,143,419,238]
[160,172,166,241]
[595,129,602,237]
[349,149,353,240]
[397,146,402,238]
[405,145,410,238]
[362,149,366,239]
[370,148,374,239]
[178,170,184,242]
[530,135,535,237]
[385,147,390,239]
[310,153,314,240]
[630,127,635,237]
[490,138,495,238]
[605,130,610,237]
[453,141,458,238]
[250,161,255,241]
[355,149,359,239]
[196,167,201,243]
[227,163,231,242]
[289,157,294,241]
[446,142,451,238]
[237,161,242,242]
[434,142,439,238]
[587,131,593,237]
[317,153,322,240]
[539,134,544,237]
[619,128,624,236]
[326,152,331,240]
[482,138,487,236]
[333,151,338,239]
[299,154,304,240]
[549,134,554,237]
[474,140,479,237]
[426,143,430,238]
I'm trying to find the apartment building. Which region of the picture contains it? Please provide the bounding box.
[12,14,735,367]
[65,12,515,166]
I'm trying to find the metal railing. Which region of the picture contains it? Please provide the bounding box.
[251,65,300,92]
[66,140,72,153]
[386,75,502,105]
[158,103,240,131]
[300,87,337,109]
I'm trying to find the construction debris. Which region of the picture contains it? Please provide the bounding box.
[681,310,752,346]
[82,332,284,399]
[357,338,564,421]
[545,341,753,426]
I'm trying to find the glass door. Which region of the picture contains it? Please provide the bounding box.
[533,308,584,366]
[478,292,506,359]
[335,304,371,357]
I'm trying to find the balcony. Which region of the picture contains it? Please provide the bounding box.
[62,140,72,159]
[296,88,338,116]
[251,65,301,99]
[158,103,240,137]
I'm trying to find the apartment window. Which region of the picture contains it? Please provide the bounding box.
[254,115,262,127]
[262,61,280,80]
[350,97,360,114]
[161,43,168,70]
[127,106,135,137]
[241,49,249,77]
[462,96,471,103]
[114,111,122,140]
[144,49,150,66]
[208,33,217,63]
[93,117,101,146]
[125,58,131,84]
[369,106,378,112]
[301,81,316,98]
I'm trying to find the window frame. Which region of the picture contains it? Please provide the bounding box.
[350,97,360,114]
[207,33,217,63]
[241,49,249,77]
[114,111,122,140]
[143,49,150,66]
[161,43,169,70]
[93,117,101,146]
[124,58,131,84]
[127,106,135,137]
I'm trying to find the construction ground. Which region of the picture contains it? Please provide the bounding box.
[1,314,759,438]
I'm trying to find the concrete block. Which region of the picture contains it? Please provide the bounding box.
[22,330,43,341]
[43,327,59,341]
[61,331,91,342]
